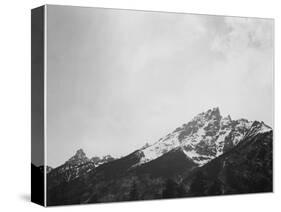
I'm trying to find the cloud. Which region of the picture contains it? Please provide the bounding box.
[46,7,273,167]
[210,17,273,57]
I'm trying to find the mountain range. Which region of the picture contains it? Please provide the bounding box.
[47,149,115,189]
[46,107,273,206]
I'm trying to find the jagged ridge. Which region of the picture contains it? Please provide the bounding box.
[136,107,271,166]
[46,107,273,205]
[47,149,115,188]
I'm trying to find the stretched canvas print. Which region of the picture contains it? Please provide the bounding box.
[31,5,274,207]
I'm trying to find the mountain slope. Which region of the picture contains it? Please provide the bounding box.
[135,107,254,166]
[47,107,273,205]
[183,122,273,196]
[47,149,115,189]
[133,148,197,178]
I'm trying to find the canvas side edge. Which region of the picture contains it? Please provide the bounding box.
[31,5,46,207]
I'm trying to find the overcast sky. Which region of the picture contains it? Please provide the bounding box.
[46,5,273,167]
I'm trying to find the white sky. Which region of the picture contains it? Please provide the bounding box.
[46,5,273,167]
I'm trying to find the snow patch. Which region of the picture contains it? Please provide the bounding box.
[139,132,181,164]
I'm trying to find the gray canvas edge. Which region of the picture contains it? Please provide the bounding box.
[31,5,45,207]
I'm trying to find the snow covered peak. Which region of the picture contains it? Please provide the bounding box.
[63,148,115,168]
[136,108,271,167]
[221,115,232,126]
[208,107,221,117]
[48,150,116,186]
[192,107,221,123]
[66,149,89,165]
[245,121,272,138]
[76,149,86,158]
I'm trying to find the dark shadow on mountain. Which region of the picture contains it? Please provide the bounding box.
[45,108,273,206]
[183,131,273,197]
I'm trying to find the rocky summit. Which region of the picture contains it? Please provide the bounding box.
[46,107,273,206]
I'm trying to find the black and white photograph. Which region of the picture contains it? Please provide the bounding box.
[31,4,273,207]
[2,0,281,212]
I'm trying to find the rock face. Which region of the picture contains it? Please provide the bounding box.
[47,107,273,206]
[184,124,273,196]
[47,149,115,189]
[137,107,258,166]
[66,149,89,166]
[90,155,115,166]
